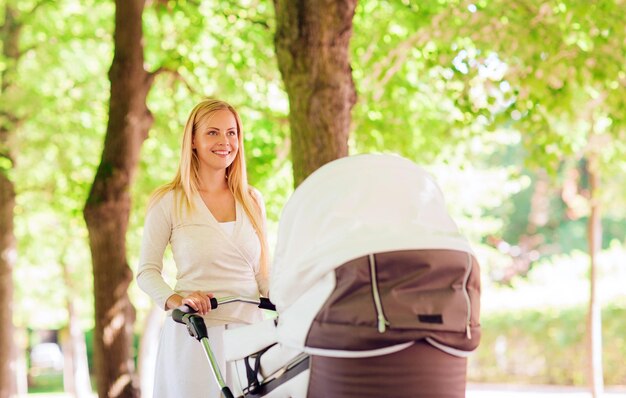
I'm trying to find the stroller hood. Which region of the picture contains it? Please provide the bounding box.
[270,154,473,314]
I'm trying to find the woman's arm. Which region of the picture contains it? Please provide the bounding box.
[250,187,270,297]
[136,198,177,310]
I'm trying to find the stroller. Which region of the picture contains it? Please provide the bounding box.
[175,154,481,397]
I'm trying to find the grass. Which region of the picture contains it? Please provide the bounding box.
[28,373,64,393]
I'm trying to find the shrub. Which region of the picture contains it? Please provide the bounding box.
[468,304,626,386]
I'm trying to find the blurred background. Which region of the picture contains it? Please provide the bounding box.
[1,0,624,397]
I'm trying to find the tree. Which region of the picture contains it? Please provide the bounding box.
[423,2,626,395]
[0,1,47,394]
[0,5,19,394]
[83,0,156,396]
[349,2,624,391]
[8,1,115,395]
[460,5,623,395]
[273,0,358,186]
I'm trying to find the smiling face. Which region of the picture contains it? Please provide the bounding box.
[192,108,240,172]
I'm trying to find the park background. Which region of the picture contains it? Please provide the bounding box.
[0,0,625,397]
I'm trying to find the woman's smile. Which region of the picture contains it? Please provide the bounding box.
[212,149,231,157]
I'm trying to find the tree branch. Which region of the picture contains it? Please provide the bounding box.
[150,66,200,95]
[218,2,271,30]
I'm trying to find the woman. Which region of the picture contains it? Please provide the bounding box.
[137,98,269,398]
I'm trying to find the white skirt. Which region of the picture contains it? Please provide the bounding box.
[153,316,234,398]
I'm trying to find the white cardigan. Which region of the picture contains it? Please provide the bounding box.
[137,189,268,326]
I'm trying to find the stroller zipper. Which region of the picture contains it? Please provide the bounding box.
[462,252,472,339]
[368,254,390,333]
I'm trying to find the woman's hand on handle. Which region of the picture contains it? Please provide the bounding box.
[181,291,214,315]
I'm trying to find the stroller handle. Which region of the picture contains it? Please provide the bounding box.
[214,296,276,311]
[172,296,276,324]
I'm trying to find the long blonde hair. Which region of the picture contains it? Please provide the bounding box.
[149,99,269,279]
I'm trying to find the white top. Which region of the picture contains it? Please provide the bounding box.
[137,189,268,326]
[219,221,236,236]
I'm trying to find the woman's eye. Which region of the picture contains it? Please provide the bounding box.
[227,131,237,136]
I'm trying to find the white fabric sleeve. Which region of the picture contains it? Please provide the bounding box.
[136,198,176,310]
[256,272,269,298]
[251,188,270,297]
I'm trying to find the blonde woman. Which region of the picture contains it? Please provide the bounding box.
[137,99,269,398]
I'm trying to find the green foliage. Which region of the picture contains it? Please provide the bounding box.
[460,0,626,171]
[10,0,113,330]
[349,0,626,181]
[351,0,472,161]
[352,0,626,279]
[469,304,626,385]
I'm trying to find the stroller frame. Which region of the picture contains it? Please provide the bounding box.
[173,296,307,398]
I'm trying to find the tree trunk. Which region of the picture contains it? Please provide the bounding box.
[586,153,603,398]
[0,4,22,397]
[61,255,92,398]
[61,321,92,398]
[273,0,358,186]
[0,163,16,398]
[83,1,154,397]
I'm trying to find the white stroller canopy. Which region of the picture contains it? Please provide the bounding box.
[270,153,473,314]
